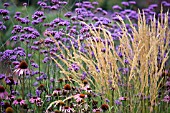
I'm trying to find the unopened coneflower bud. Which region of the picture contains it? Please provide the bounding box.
[111,87,115,91]
[18,61,28,69]
[22,104,28,109]
[17,98,22,102]
[58,78,63,83]
[58,101,65,106]
[101,104,109,111]
[83,80,88,85]
[80,94,86,98]
[87,92,92,98]
[4,102,11,109]
[5,107,14,113]
[38,84,45,90]
[64,106,70,109]
[0,85,5,92]
[69,76,73,79]
[47,107,53,112]
[54,110,62,113]
[6,77,14,85]
[95,109,101,113]
[63,84,71,90]
[92,100,98,106]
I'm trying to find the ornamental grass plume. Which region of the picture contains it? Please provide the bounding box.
[51,10,170,112]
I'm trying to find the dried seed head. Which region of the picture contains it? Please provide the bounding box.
[83,80,88,85]
[6,77,14,85]
[0,85,5,92]
[64,106,69,109]
[80,94,85,98]
[18,61,28,69]
[47,107,53,112]
[22,104,28,109]
[92,100,98,106]
[69,76,73,79]
[87,92,92,98]
[58,101,65,106]
[63,84,71,90]
[17,98,22,102]
[54,110,62,113]
[38,84,45,90]
[58,78,63,83]
[95,109,101,113]
[5,107,14,113]
[101,104,109,111]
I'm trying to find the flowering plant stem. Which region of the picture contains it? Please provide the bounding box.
[22,73,25,100]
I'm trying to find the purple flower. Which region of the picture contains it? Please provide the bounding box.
[29,96,43,106]
[14,61,30,76]
[39,2,47,6]
[5,77,15,85]
[33,11,44,18]
[31,63,39,68]
[61,106,74,113]
[33,81,38,86]
[96,7,103,12]
[0,74,5,79]
[3,3,10,8]
[15,12,21,16]
[114,100,122,105]
[121,2,129,6]
[93,108,101,112]
[166,81,170,87]
[64,12,72,18]
[162,95,170,103]
[0,24,6,30]
[36,89,42,97]
[23,3,27,6]
[92,2,98,5]
[7,95,16,101]
[0,85,8,99]
[16,50,26,56]
[13,99,25,106]
[32,20,39,25]
[52,88,62,96]
[30,46,39,50]
[112,5,122,10]
[102,10,107,15]
[0,9,9,15]
[10,55,17,60]
[164,3,170,7]
[119,96,127,101]
[73,93,87,103]
[75,3,82,7]
[3,16,10,21]
[44,37,54,44]
[129,1,136,5]
[51,5,59,10]
[43,57,50,63]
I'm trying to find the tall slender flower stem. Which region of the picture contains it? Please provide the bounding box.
[22,73,25,100]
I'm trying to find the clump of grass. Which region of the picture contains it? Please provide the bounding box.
[51,11,170,112]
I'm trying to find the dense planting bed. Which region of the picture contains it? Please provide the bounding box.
[0,0,170,113]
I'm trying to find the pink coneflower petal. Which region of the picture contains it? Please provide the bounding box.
[13,61,30,76]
